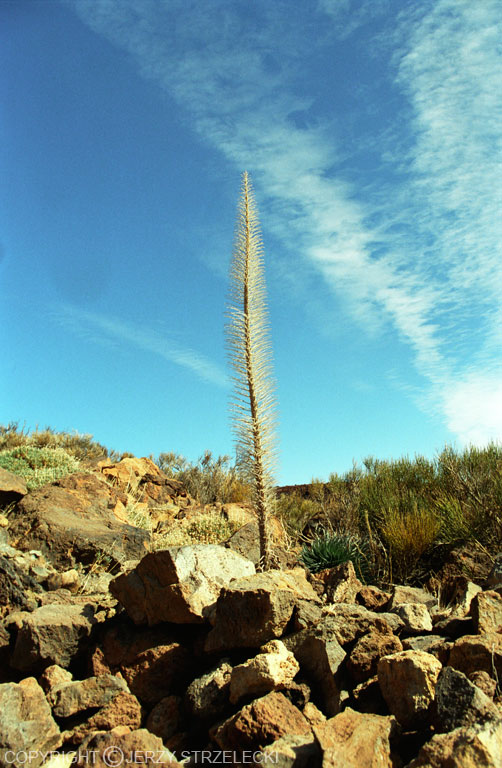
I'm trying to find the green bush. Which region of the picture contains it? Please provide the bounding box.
[300,533,371,581]
[0,422,119,461]
[275,493,323,538]
[0,445,80,490]
[156,450,252,505]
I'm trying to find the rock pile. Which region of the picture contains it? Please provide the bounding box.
[0,461,502,766]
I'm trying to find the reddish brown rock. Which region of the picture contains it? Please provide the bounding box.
[347,630,403,683]
[314,561,363,604]
[407,718,502,767]
[357,585,391,612]
[70,692,142,744]
[205,568,319,652]
[314,707,400,768]
[48,674,129,717]
[448,633,502,679]
[9,473,150,569]
[0,677,62,767]
[39,664,73,693]
[229,639,300,704]
[120,643,191,705]
[378,650,442,729]
[75,728,181,767]
[7,602,98,672]
[110,545,255,625]
[98,456,189,509]
[212,691,311,752]
[468,670,497,699]
[0,467,27,505]
[470,590,502,634]
[146,695,182,743]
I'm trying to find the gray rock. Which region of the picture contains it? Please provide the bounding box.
[205,568,319,652]
[48,674,129,717]
[184,659,232,720]
[432,666,499,733]
[7,602,97,671]
[110,544,255,625]
[0,677,61,768]
[397,603,433,634]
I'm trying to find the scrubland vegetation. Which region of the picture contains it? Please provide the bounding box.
[1,422,501,586]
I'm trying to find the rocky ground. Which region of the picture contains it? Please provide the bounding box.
[0,458,502,767]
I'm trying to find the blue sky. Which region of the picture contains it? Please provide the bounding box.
[1,0,501,484]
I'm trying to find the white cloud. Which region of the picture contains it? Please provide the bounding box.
[442,372,502,447]
[54,305,229,388]
[69,0,502,446]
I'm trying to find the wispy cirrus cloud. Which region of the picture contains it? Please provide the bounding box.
[54,304,229,388]
[69,0,502,445]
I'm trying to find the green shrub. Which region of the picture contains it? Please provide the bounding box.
[156,450,252,505]
[275,493,323,538]
[0,445,80,489]
[0,422,119,461]
[300,533,371,581]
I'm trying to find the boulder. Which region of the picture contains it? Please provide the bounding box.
[47,674,129,717]
[146,695,182,743]
[211,691,311,752]
[39,664,73,693]
[98,456,189,509]
[439,575,482,617]
[119,642,191,705]
[313,561,363,604]
[402,635,451,665]
[377,650,442,729]
[397,603,433,635]
[184,659,232,720]
[69,691,142,745]
[432,667,499,733]
[486,553,502,589]
[347,630,403,683]
[9,473,150,569]
[7,602,98,672]
[75,728,181,767]
[109,545,255,625]
[448,633,502,679]
[223,522,261,564]
[314,708,400,768]
[356,585,391,612]
[468,671,497,699]
[407,717,502,767]
[283,629,346,716]
[315,603,397,647]
[0,677,61,768]
[260,733,321,768]
[0,554,42,617]
[388,585,437,612]
[0,467,27,505]
[205,568,319,652]
[470,590,502,634]
[229,639,300,704]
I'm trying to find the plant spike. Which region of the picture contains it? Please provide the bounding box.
[226,171,278,571]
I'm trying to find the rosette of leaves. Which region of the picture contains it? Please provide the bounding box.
[300,533,371,581]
